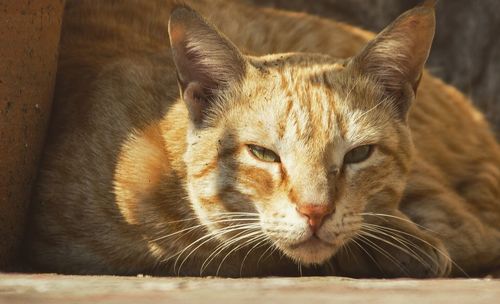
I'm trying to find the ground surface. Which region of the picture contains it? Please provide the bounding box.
[1,274,499,304]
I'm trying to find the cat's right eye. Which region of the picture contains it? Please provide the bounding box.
[247,144,281,163]
[343,145,374,165]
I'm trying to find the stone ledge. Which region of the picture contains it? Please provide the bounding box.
[1,274,499,304]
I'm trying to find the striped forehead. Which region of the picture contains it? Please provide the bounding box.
[235,55,390,156]
[272,64,346,148]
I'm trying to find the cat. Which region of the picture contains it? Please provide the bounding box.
[23,0,500,278]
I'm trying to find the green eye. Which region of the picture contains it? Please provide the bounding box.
[247,145,280,163]
[344,145,374,164]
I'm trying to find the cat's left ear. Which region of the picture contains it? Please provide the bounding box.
[351,2,435,119]
[168,6,246,126]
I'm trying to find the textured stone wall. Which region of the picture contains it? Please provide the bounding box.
[0,0,64,269]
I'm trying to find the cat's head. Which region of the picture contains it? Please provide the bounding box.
[168,4,435,265]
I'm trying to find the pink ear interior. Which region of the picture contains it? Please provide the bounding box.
[352,5,435,116]
[168,6,246,125]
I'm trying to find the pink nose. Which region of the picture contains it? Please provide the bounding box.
[296,205,334,232]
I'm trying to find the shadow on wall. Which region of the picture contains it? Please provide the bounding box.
[250,0,500,135]
[0,0,64,269]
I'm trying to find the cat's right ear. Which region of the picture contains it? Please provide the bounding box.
[168,6,246,126]
[350,2,435,120]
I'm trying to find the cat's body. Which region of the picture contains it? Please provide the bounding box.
[24,0,500,277]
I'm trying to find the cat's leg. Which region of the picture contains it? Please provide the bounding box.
[335,206,452,278]
[335,158,500,278]
[338,165,500,278]
[398,175,500,277]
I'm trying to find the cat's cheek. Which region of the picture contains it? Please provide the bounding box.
[323,203,363,238]
[342,152,395,197]
[258,197,307,237]
[254,196,291,223]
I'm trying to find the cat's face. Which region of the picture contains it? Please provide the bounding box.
[184,54,412,264]
[169,5,433,265]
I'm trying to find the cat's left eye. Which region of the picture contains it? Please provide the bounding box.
[343,145,374,165]
[247,145,281,163]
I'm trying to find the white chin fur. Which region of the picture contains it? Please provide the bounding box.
[277,240,338,265]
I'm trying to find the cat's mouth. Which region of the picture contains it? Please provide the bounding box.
[287,235,334,250]
[279,235,338,265]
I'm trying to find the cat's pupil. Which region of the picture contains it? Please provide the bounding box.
[248,144,281,163]
[343,145,373,164]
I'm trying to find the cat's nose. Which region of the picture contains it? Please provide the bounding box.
[296,204,334,232]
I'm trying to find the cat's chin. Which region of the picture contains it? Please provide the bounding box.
[278,236,338,265]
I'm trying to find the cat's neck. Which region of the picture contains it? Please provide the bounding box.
[159,99,190,182]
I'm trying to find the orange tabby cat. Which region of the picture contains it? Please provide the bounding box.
[24,0,500,277]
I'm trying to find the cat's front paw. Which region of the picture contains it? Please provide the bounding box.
[370,232,452,278]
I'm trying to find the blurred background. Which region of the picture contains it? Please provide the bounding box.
[250,0,500,135]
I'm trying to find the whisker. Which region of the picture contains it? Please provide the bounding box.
[256,239,278,269]
[325,260,335,275]
[362,222,463,277]
[262,239,281,264]
[151,224,206,243]
[151,218,259,243]
[359,212,439,234]
[362,224,438,260]
[239,237,271,276]
[356,234,409,276]
[149,210,257,231]
[350,236,384,273]
[339,239,359,268]
[173,224,261,275]
[215,231,265,276]
[360,228,432,270]
[362,223,430,262]
[211,212,260,217]
[200,227,261,274]
[364,224,449,261]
